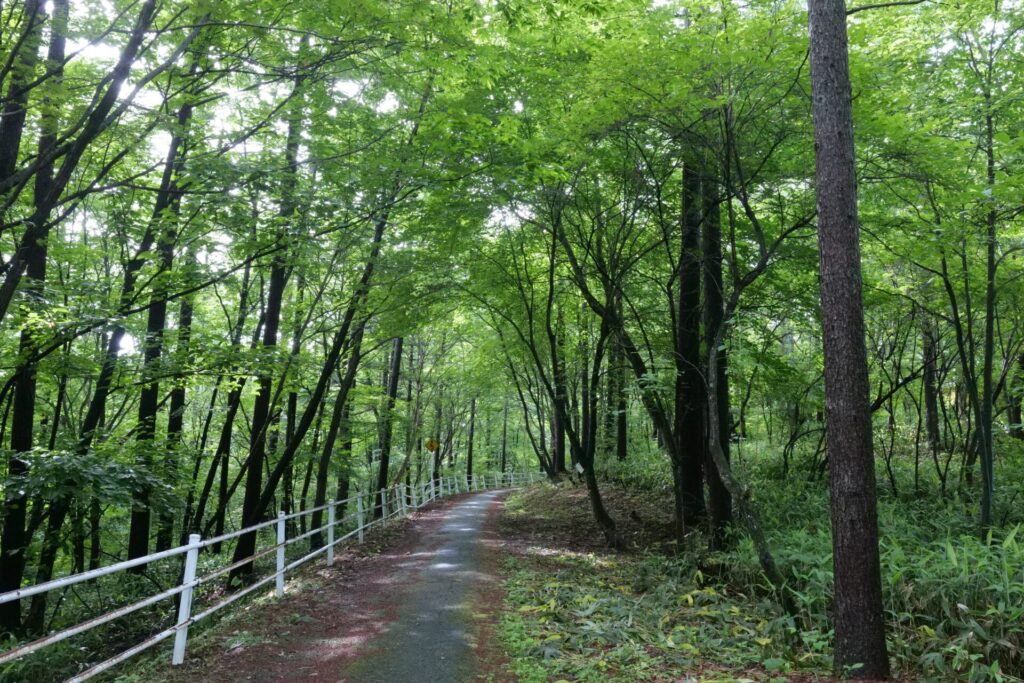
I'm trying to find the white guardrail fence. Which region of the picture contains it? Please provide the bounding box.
[0,471,542,681]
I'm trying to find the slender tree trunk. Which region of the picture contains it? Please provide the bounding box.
[232,84,302,580]
[283,279,306,528]
[374,337,403,518]
[0,0,60,633]
[610,295,628,461]
[1009,354,1024,439]
[335,401,353,515]
[922,324,942,455]
[128,83,196,563]
[979,105,997,530]
[808,0,889,675]
[159,293,193,551]
[500,400,509,476]
[702,173,733,546]
[88,498,101,570]
[311,324,364,548]
[467,397,476,478]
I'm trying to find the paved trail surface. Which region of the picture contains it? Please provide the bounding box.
[342,490,505,682]
[167,490,508,682]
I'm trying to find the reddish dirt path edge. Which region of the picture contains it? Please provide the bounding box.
[150,491,513,683]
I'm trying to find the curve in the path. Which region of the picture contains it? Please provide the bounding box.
[340,489,505,683]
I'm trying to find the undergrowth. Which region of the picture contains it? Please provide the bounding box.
[498,437,1024,682]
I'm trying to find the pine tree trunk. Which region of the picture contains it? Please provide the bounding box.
[808,0,890,675]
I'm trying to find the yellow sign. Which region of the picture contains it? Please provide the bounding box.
[425,438,439,453]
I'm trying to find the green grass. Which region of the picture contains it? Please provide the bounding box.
[497,489,820,682]
[496,437,1024,682]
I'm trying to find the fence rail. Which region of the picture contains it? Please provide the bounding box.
[0,470,542,681]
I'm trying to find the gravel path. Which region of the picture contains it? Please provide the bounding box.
[340,490,506,682]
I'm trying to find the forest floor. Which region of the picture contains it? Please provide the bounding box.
[494,482,845,683]
[125,481,871,682]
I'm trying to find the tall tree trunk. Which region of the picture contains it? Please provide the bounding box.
[232,79,303,580]
[500,399,509,476]
[674,161,706,533]
[1009,354,1024,439]
[335,400,354,514]
[0,0,63,633]
[979,103,997,530]
[610,295,628,461]
[808,0,889,675]
[922,324,942,455]
[702,173,733,546]
[374,337,403,518]
[159,293,193,551]
[128,73,197,563]
[466,397,476,478]
[311,323,364,548]
[283,279,306,526]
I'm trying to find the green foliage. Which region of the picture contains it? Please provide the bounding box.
[506,445,1024,682]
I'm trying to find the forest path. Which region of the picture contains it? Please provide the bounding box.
[340,489,506,682]
[160,489,510,682]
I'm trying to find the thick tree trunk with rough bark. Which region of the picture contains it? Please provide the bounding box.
[808,0,890,676]
[675,162,706,533]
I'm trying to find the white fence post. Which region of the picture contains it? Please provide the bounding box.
[381,488,388,523]
[327,500,335,567]
[356,494,365,543]
[400,485,407,516]
[275,511,286,598]
[412,482,418,509]
[430,478,436,501]
[171,534,201,665]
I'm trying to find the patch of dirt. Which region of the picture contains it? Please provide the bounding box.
[497,479,678,556]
